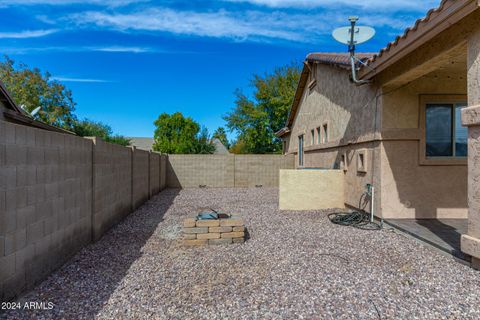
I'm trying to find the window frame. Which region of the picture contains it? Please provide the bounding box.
[419,95,467,166]
[322,122,329,144]
[357,149,368,173]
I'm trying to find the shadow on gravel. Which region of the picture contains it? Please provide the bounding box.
[6,189,180,320]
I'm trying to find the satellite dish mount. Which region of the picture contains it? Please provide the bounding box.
[347,16,359,54]
[332,16,375,85]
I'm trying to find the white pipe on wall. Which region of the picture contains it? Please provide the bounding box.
[370,185,375,223]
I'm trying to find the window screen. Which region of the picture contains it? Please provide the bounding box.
[425,103,467,158]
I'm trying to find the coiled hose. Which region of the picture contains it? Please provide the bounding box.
[328,210,381,230]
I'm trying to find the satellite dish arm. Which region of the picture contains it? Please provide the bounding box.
[348,17,371,85]
[350,55,371,85]
[348,17,357,54]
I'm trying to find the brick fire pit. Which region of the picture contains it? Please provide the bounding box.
[182,214,245,245]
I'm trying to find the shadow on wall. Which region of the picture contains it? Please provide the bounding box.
[382,141,467,219]
[296,65,381,212]
[166,158,181,188]
[12,189,179,319]
[302,66,468,219]
[305,65,380,149]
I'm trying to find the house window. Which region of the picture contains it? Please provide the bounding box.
[357,150,367,173]
[311,129,315,145]
[317,127,321,144]
[425,103,467,158]
[298,135,304,167]
[322,123,328,143]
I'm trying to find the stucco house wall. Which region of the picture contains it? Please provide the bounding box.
[285,63,382,214]
[284,60,468,219]
[286,64,380,149]
[380,72,468,218]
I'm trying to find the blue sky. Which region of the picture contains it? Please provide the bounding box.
[0,0,440,139]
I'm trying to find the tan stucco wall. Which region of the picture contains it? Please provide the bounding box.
[382,71,467,129]
[279,169,344,210]
[287,64,380,150]
[301,142,380,214]
[381,141,467,219]
[285,64,381,215]
[461,25,480,262]
[286,61,468,219]
[380,73,468,219]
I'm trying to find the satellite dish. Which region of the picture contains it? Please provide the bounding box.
[30,106,41,117]
[332,26,375,45]
[19,104,41,117]
[331,17,375,85]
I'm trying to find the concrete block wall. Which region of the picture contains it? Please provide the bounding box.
[149,152,160,197]
[132,148,149,210]
[167,155,235,188]
[0,121,92,301]
[160,154,167,190]
[166,154,295,188]
[1,121,167,302]
[234,155,295,187]
[90,137,132,241]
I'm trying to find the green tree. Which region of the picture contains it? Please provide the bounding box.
[195,126,216,154]
[229,139,248,154]
[72,119,130,146]
[152,112,214,154]
[0,56,129,146]
[213,127,230,149]
[224,63,301,154]
[0,56,77,129]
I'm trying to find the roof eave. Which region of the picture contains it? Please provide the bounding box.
[0,81,23,114]
[275,127,291,138]
[3,110,76,135]
[285,65,309,128]
[359,0,480,80]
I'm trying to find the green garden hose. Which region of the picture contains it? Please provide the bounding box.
[328,210,381,230]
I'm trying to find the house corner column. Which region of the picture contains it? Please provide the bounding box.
[461,27,480,268]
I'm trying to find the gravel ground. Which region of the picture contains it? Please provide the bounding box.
[3,188,480,319]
